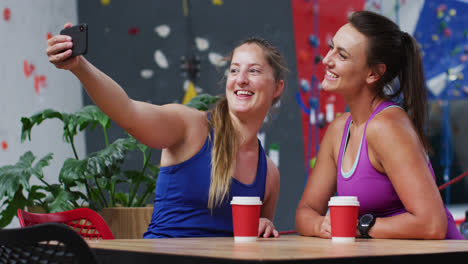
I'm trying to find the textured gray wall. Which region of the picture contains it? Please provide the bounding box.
[1,0,84,228]
[78,1,304,231]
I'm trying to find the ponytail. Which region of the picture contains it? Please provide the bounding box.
[348,11,429,150]
[207,97,238,210]
[398,32,428,150]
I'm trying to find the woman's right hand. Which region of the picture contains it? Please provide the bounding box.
[317,214,332,239]
[46,23,80,70]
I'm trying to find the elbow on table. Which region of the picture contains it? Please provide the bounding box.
[295,222,309,237]
[421,217,447,240]
[295,224,312,237]
[295,209,315,237]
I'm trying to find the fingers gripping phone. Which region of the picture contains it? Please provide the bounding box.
[60,23,88,57]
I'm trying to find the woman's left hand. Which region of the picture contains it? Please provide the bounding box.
[258,217,279,238]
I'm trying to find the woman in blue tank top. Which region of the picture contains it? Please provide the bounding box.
[296,11,463,239]
[47,32,287,238]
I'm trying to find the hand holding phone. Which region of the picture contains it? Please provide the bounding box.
[60,23,88,57]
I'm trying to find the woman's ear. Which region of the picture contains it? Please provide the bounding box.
[366,63,386,85]
[274,80,284,98]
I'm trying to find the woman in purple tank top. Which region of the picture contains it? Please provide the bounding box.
[296,11,463,240]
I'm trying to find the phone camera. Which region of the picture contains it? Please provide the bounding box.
[79,25,84,31]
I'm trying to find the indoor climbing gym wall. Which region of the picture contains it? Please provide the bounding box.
[369,0,468,206]
[291,0,364,180]
[410,0,468,204]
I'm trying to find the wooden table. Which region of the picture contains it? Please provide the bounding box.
[88,235,468,264]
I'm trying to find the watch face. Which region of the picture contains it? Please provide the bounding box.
[361,214,374,225]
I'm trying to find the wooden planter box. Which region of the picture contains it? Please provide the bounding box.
[99,207,153,239]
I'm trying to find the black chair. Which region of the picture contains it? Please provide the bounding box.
[0,222,98,264]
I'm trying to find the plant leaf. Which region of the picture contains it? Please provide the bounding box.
[185,93,221,111]
[87,187,106,211]
[75,105,111,131]
[123,170,145,184]
[114,192,129,206]
[20,109,64,142]
[60,158,88,187]
[28,185,48,202]
[0,190,30,228]
[134,140,148,153]
[45,185,75,212]
[146,163,160,177]
[85,136,136,176]
[31,153,54,180]
[0,151,38,199]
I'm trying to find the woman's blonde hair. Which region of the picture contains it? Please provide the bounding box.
[207,37,288,210]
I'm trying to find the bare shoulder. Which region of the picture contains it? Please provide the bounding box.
[320,112,350,149]
[327,112,350,135]
[165,103,208,129]
[159,104,209,165]
[163,103,207,119]
[366,106,413,140]
[365,106,422,159]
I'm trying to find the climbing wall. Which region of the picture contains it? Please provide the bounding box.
[291,0,365,177]
[410,0,468,203]
[369,0,468,203]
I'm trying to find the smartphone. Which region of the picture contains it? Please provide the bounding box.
[60,23,88,57]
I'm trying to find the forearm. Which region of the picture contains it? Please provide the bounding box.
[295,206,325,237]
[369,212,447,239]
[70,57,134,128]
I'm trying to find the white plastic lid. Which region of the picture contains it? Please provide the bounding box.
[328,196,360,206]
[231,196,262,205]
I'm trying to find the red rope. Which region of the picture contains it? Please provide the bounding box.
[438,170,468,191]
[278,230,297,235]
[277,170,468,235]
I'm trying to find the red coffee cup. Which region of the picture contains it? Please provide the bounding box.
[231,196,262,242]
[328,196,360,242]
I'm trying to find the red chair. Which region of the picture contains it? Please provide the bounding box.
[17,208,114,240]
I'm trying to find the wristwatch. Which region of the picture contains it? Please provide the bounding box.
[358,213,376,238]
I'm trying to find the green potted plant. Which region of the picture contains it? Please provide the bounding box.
[0,93,219,237]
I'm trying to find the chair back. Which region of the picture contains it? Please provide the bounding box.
[0,222,98,264]
[17,208,114,240]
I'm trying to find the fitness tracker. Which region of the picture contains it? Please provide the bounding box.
[358,213,376,238]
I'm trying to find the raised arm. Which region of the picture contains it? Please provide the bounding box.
[295,115,346,238]
[46,23,204,151]
[365,108,447,239]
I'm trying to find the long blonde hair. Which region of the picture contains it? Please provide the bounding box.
[207,37,288,210]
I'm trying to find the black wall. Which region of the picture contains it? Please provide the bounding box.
[78,0,304,231]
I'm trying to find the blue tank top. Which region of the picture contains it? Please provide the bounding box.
[337,101,463,239]
[143,131,267,238]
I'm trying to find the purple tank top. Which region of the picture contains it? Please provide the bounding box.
[337,101,463,239]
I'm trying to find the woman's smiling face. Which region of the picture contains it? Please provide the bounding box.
[226,43,283,117]
[321,23,371,95]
